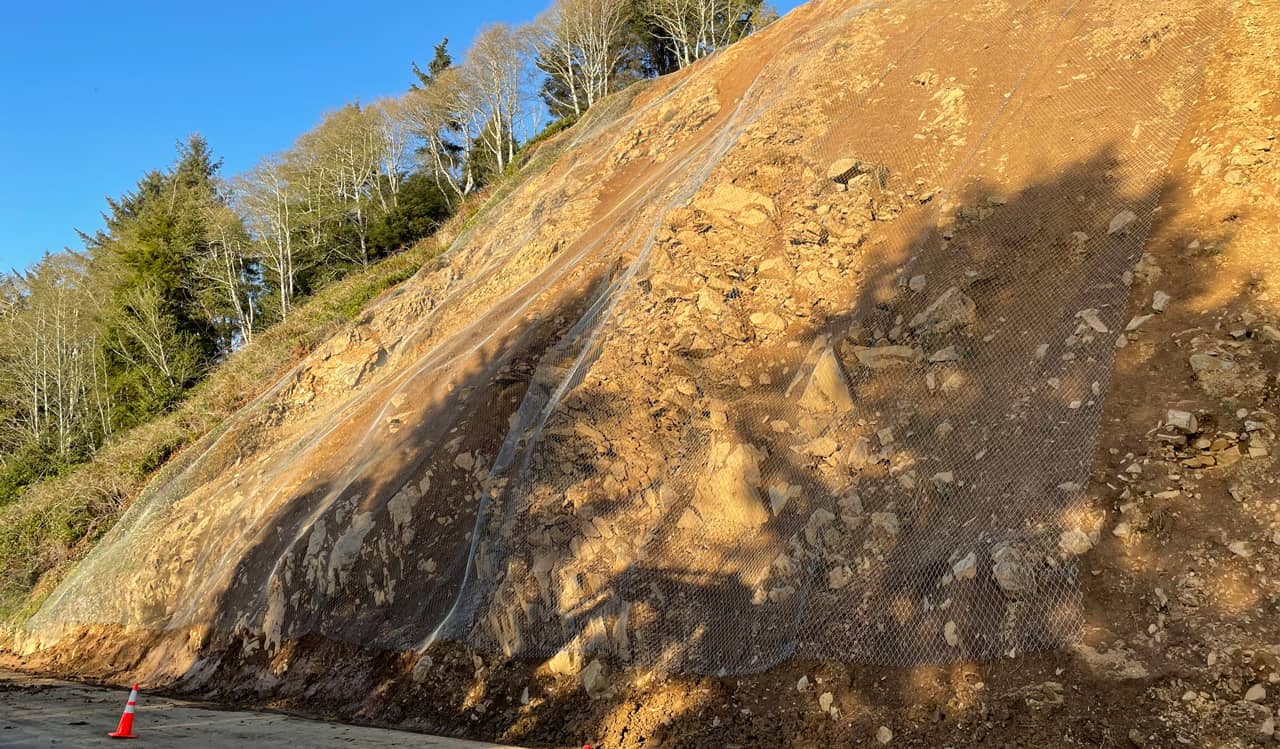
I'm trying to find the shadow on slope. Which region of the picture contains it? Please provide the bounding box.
[12,129,1260,749]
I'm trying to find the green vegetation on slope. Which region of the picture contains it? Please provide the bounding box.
[0,239,439,621]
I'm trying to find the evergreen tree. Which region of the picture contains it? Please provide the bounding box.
[86,135,231,424]
[410,38,454,91]
[368,172,452,256]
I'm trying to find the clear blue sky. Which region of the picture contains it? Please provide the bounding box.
[0,0,804,275]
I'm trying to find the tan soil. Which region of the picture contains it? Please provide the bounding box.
[5,0,1279,746]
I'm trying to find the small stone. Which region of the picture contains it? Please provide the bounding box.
[992,544,1027,594]
[799,347,855,413]
[697,288,724,315]
[580,658,606,696]
[797,675,810,691]
[1126,314,1153,331]
[768,483,795,515]
[762,583,793,601]
[1108,210,1137,235]
[1229,541,1253,558]
[1261,716,1276,737]
[749,311,787,332]
[847,437,873,468]
[952,552,978,580]
[1260,325,1280,343]
[819,692,834,712]
[944,620,959,647]
[1078,309,1109,334]
[909,287,977,334]
[828,565,854,590]
[876,726,893,744]
[1165,410,1198,433]
[1128,728,1147,747]
[1059,529,1093,556]
[520,686,530,705]
[929,345,961,363]
[1151,291,1171,312]
[1245,683,1267,702]
[826,158,864,183]
[909,274,927,292]
[802,436,840,458]
[854,345,922,369]
[1034,343,1050,360]
[871,512,900,537]
[1189,352,1231,373]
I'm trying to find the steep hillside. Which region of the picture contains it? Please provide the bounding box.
[7,0,1280,746]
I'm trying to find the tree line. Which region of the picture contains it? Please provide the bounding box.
[0,0,774,502]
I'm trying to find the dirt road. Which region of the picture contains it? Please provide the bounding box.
[0,671,522,748]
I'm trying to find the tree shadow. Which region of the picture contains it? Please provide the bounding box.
[56,133,1242,749]
[12,133,1259,749]
[403,137,1245,747]
[13,2,1266,744]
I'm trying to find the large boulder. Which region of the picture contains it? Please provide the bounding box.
[694,439,769,527]
[798,347,855,412]
[694,183,776,226]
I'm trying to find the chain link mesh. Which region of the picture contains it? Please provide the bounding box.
[25,0,1229,679]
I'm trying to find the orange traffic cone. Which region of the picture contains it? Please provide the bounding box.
[107,683,139,739]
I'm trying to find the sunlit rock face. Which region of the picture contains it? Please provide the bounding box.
[22,0,1233,684]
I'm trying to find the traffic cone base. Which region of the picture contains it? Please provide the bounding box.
[108,683,139,739]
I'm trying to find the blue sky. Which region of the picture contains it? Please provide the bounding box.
[0,0,804,274]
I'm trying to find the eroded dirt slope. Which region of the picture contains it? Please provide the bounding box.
[5,0,1280,746]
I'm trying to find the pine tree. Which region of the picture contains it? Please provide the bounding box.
[410,38,454,91]
[87,135,231,424]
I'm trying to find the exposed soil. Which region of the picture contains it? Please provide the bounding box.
[4,0,1279,747]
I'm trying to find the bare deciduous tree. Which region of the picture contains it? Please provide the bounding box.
[533,0,630,117]
[0,255,111,458]
[402,67,477,207]
[107,282,201,393]
[299,104,385,267]
[464,23,537,176]
[370,97,412,213]
[645,0,757,69]
[236,157,298,321]
[195,199,256,346]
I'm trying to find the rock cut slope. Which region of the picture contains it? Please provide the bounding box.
[11,0,1280,745]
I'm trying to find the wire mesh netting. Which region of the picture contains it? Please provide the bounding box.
[25,0,1230,679]
[437,0,1232,672]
